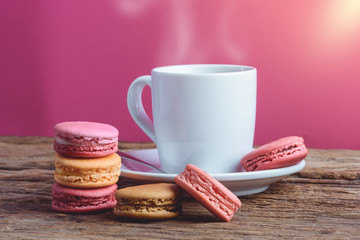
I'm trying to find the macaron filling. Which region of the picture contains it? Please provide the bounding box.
[55,164,121,175]
[55,168,121,184]
[178,167,238,218]
[115,198,180,213]
[55,134,118,146]
[54,141,118,154]
[244,141,305,171]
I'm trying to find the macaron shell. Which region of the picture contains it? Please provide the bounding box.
[52,181,118,197]
[240,136,308,171]
[54,121,119,139]
[52,183,117,213]
[52,200,117,213]
[55,153,121,169]
[115,183,180,200]
[175,164,241,222]
[54,173,120,188]
[114,206,181,220]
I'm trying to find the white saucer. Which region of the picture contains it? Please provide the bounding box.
[119,149,306,196]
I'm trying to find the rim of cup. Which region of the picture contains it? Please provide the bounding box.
[152,64,256,76]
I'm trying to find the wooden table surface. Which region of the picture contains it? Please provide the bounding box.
[1,136,359,239]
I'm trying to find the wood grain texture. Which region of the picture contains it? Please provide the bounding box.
[0,136,359,239]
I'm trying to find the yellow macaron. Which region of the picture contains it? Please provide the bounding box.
[54,153,121,188]
[114,183,182,219]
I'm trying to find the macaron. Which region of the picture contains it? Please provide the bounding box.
[175,164,241,222]
[54,121,119,158]
[114,183,182,220]
[52,182,117,213]
[240,136,308,172]
[54,153,121,188]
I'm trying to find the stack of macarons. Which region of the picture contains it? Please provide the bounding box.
[51,121,122,213]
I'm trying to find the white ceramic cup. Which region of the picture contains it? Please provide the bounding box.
[127,64,256,174]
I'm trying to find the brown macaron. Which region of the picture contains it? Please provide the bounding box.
[114,183,182,220]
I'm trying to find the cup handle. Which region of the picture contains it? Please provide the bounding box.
[127,75,156,144]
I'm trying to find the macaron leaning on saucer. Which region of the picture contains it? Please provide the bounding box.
[240,136,308,172]
[54,121,119,158]
[54,153,121,188]
[175,164,241,222]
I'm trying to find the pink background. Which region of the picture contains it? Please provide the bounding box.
[1,0,360,149]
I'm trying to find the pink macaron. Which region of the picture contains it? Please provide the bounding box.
[240,136,308,172]
[175,164,241,222]
[54,121,119,158]
[52,183,118,213]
